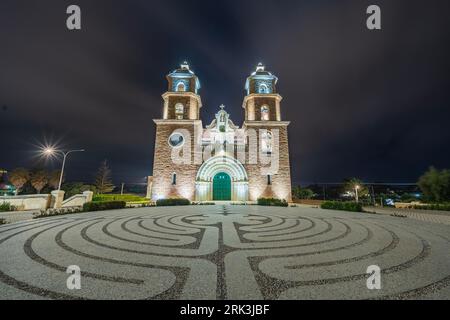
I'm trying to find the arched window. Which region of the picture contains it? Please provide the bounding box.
[267,175,272,185]
[175,103,184,119]
[176,82,186,92]
[261,130,272,153]
[261,105,270,121]
[259,83,268,94]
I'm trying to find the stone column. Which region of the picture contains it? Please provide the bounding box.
[163,99,169,119]
[189,97,198,119]
[276,102,281,121]
[146,176,153,199]
[82,191,93,203]
[51,190,65,209]
[248,100,255,120]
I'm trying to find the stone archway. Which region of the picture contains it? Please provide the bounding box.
[195,156,248,201]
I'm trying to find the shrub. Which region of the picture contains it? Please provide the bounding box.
[83,201,126,212]
[156,198,190,206]
[92,194,146,202]
[140,202,155,208]
[192,202,215,205]
[320,201,363,212]
[292,186,314,200]
[125,200,151,207]
[257,198,289,207]
[413,203,450,211]
[33,207,84,219]
[0,202,16,212]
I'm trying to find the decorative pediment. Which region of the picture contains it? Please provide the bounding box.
[205,105,239,131]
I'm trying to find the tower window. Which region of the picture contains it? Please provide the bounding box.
[259,83,268,94]
[267,175,272,185]
[261,105,270,121]
[175,103,184,119]
[172,173,177,185]
[176,82,186,92]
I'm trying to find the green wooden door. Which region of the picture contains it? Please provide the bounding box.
[213,172,231,200]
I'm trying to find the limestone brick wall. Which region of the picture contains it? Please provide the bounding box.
[151,121,202,201]
[1,194,51,210]
[244,124,292,202]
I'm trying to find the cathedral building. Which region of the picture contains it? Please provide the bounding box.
[147,62,292,202]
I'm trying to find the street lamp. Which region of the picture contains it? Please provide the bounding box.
[355,185,360,203]
[42,147,85,191]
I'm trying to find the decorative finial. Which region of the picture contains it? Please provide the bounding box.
[256,62,265,72]
[181,61,189,69]
[219,104,225,110]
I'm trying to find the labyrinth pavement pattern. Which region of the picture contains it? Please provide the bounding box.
[0,205,449,300]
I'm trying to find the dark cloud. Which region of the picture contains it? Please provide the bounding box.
[0,0,449,185]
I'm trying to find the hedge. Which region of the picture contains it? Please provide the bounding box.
[320,201,363,212]
[257,198,289,207]
[83,201,126,212]
[413,203,450,211]
[33,207,83,219]
[92,194,146,202]
[156,198,190,206]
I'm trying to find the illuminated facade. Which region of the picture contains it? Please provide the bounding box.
[147,62,292,202]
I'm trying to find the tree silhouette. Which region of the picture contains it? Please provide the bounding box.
[418,167,450,203]
[8,168,30,195]
[94,160,115,194]
[30,170,48,194]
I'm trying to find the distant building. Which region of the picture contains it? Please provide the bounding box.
[147,63,292,202]
[0,170,15,196]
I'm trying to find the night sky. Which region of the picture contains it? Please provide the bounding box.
[1,0,449,186]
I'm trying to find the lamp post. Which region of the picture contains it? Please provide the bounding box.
[43,148,85,191]
[355,185,360,203]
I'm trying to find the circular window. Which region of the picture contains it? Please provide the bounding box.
[168,132,185,148]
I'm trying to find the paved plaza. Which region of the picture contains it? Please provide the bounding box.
[0,205,449,300]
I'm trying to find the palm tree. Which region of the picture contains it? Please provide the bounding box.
[30,170,48,194]
[8,168,30,195]
[343,178,369,202]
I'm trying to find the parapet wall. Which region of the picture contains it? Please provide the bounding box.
[0,191,93,211]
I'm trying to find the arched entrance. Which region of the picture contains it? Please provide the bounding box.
[213,172,231,200]
[195,156,248,201]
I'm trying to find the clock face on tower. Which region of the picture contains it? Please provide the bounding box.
[168,133,184,148]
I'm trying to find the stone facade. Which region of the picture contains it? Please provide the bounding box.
[151,120,202,200]
[149,63,292,202]
[243,122,292,202]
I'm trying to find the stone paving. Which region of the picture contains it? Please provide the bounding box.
[0,211,35,224]
[0,205,449,300]
[364,207,450,226]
